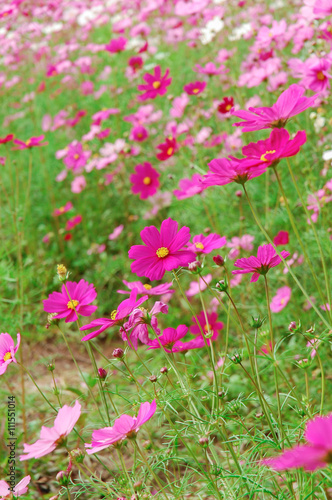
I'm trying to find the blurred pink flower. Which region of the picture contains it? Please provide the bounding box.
[0,476,31,498]
[270,286,292,312]
[109,224,124,240]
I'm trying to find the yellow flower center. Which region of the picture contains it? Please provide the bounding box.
[260,150,276,161]
[156,247,170,258]
[152,81,161,89]
[3,352,11,362]
[143,176,151,185]
[111,309,118,320]
[280,298,286,305]
[317,71,325,81]
[192,88,200,94]
[59,206,65,213]
[195,242,204,250]
[225,104,232,111]
[74,154,80,159]
[25,139,31,146]
[67,299,79,310]
[143,284,152,290]
[204,324,212,332]
[167,147,174,156]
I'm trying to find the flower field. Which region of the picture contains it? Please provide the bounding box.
[1,0,332,498]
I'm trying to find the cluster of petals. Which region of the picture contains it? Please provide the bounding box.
[270,286,292,312]
[232,244,290,282]
[43,280,97,323]
[0,333,20,375]
[188,233,227,254]
[130,162,160,199]
[156,136,177,161]
[183,81,207,95]
[117,280,174,297]
[13,135,47,150]
[137,66,171,101]
[86,400,156,454]
[128,218,196,281]
[203,156,267,187]
[20,401,81,461]
[0,476,31,498]
[173,173,206,199]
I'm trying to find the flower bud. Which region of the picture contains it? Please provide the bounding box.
[113,348,124,359]
[235,190,242,197]
[134,481,142,490]
[56,471,69,486]
[188,260,201,272]
[215,279,228,292]
[229,352,242,364]
[160,366,168,374]
[250,315,266,329]
[296,358,311,369]
[149,374,157,383]
[199,436,209,446]
[69,448,85,464]
[213,255,224,267]
[288,321,297,332]
[47,363,55,372]
[57,264,68,281]
[98,368,107,380]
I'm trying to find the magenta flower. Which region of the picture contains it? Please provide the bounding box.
[0,476,31,498]
[65,215,82,231]
[232,244,290,283]
[233,84,317,131]
[20,401,81,461]
[173,173,206,200]
[130,162,160,199]
[52,201,73,217]
[240,128,306,169]
[203,157,267,187]
[273,230,289,246]
[63,142,90,172]
[117,280,174,297]
[0,134,14,144]
[194,62,227,76]
[13,135,48,150]
[189,233,227,255]
[105,36,127,53]
[0,333,20,375]
[218,97,234,114]
[147,325,188,352]
[183,81,207,95]
[156,136,177,161]
[128,218,196,281]
[270,286,292,313]
[121,301,168,350]
[263,413,332,471]
[43,280,98,323]
[86,400,156,454]
[137,66,172,101]
[80,288,148,341]
[289,56,332,92]
[130,125,149,142]
[190,311,224,340]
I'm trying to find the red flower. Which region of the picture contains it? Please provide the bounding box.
[183,81,207,95]
[13,135,48,150]
[218,97,234,114]
[156,136,177,161]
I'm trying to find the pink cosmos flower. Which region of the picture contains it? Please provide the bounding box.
[156,136,177,161]
[232,84,317,131]
[63,143,90,172]
[130,125,149,142]
[232,244,290,283]
[117,280,174,296]
[129,218,196,281]
[188,233,227,254]
[0,134,14,144]
[263,413,332,471]
[314,0,332,16]
[273,230,289,246]
[173,173,206,199]
[227,235,255,260]
[130,163,160,199]
[147,325,188,352]
[65,215,82,231]
[128,56,144,73]
[43,280,98,323]
[80,288,148,341]
[52,201,73,217]
[289,56,332,92]
[194,62,227,76]
[20,401,81,461]
[86,400,156,454]
[121,302,168,350]
[0,476,31,498]
[183,81,207,95]
[190,311,224,339]
[71,175,86,194]
[137,66,172,101]
[109,224,124,240]
[186,274,212,298]
[218,97,234,114]
[92,108,120,126]
[270,286,292,312]
[0,333,20,375]
[13,135,48,150]
[203,157,267,187]
[240,128,307,169]
[105,36,127,53]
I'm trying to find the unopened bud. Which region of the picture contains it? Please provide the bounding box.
[56,471,69,486]
[199,436,209,446]
[229,352,242,364]
[235,190,242,197]
[215,279,228,292]
[188,260,201,272]
[113,348,124,359]
[160,366,168,374]
[250,315,266,329]
[98,368,107,380]
[57,264,68,281]
[213,255,224,266]
[69,448,85,464]
[47,363,55,372]
[289,321,297,332]
[149,375,157,383]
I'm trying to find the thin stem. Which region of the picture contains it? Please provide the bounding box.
[19,363,57,412]
[134,440,169,500]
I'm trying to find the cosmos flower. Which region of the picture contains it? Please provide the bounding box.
[190,311,224,339]
[80,288,148,341]
[121,301,168,350]
[232,84,317,131]
[130,162,160,199]
[188,233,227,254]
[218,96,234,114]
[203,157,267,187]
[147,325,189,352]
[117,280,174,296]
[65,215,82,231]
[263,413,332,471]
[128,218,196,281]
[13,135,48,150]
[52,201,73,217]
[63,142,90,172]
[20,401,81,461]
[0,333,20,375]
[270,286,292,312]
[86,400,156,454]
[156,136,177,161]
[43,280,98,323]
[105,36,127,53]
[109,224,124,240]
[273,230,289,246]
[0,476,31,498]
[183,81,207,95]
[232,244,290,282]
[173,173,206,199]
[137,66,172,101]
